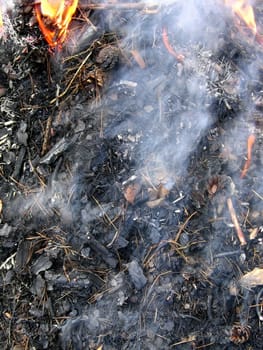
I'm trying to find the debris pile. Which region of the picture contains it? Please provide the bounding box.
[1,1,263,349]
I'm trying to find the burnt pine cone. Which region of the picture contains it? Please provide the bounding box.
[95,45,119,70]
[230,325,251,344]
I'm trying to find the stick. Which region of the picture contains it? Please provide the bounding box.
[227,198,246,245]
[162,27,184,62]
[240,134,256,178]
[41,115,52,156]
[79,2,159,10]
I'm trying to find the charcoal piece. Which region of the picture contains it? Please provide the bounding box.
[127,260,147,290]
[11,146,26,179]
[149,227,161,244]
[0,127,9,139]
[16,121,28,146]
[30,274,46,298]
[60,316,90,350]
[0,223,13,237]
[39,135,77,165]
[80,247,91,258]
[0,69,8,87]
[0,69,8,96]
[31,255,53,275]
[3,151,16,165]
[44,271,68,291]
[87,233,118,268]
[15,240,32,273]
[56,299,72,316]
[114,235,129,249]
[117,310,139,331]
[29,305,45,318]
[73,26,98,53]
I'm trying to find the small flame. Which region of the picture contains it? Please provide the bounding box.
[225,0,257,35]
[35,0,78,48]
[0,5,3,32]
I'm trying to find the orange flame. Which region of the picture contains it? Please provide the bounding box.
[35,0,78,48]
[225,0,257,34]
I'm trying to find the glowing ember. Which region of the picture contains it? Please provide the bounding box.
[225,0,257,35]
[35,0,78,48]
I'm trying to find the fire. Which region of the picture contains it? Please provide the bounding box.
[0,5,3,32]
[225,0,257,35]
[35,0,78,48]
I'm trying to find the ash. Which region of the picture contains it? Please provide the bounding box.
[1,1,263,349]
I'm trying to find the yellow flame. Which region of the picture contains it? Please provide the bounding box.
[40,0,64,21]
[0,5,3,31]
[225,0,257,34]
[35,0,78,48]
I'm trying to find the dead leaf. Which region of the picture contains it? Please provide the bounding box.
[0,199,2,214]
[124,183,141,204]
[240,268,263,288]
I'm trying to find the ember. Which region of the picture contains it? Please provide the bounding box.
[35,0,78,48]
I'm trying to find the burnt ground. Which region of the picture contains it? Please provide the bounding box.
[1,1,263,349]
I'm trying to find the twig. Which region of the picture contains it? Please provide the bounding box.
[240,134,256,178]
[50,51,92,104]
[78,7,97,31]
[213,250,241,258]
[173,211,197,243]
[11,146,26,179]
[0,253,16,270]
[142,271,172,310]
[227,198,246,245]
[252,189,263,201]
[162,27,184,62]
[92,195,118,233]
[130,49,146,69]
[79,2,159,10]
[41,115,52,156]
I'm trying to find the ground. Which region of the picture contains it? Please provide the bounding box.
[1,1,263,349]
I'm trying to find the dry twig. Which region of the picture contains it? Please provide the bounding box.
[50,51,92,104]
[227,198,246,245]
[79,2,159,11]
[162,27,184,62]
[240,134,256,178]
[41,114,52,156]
